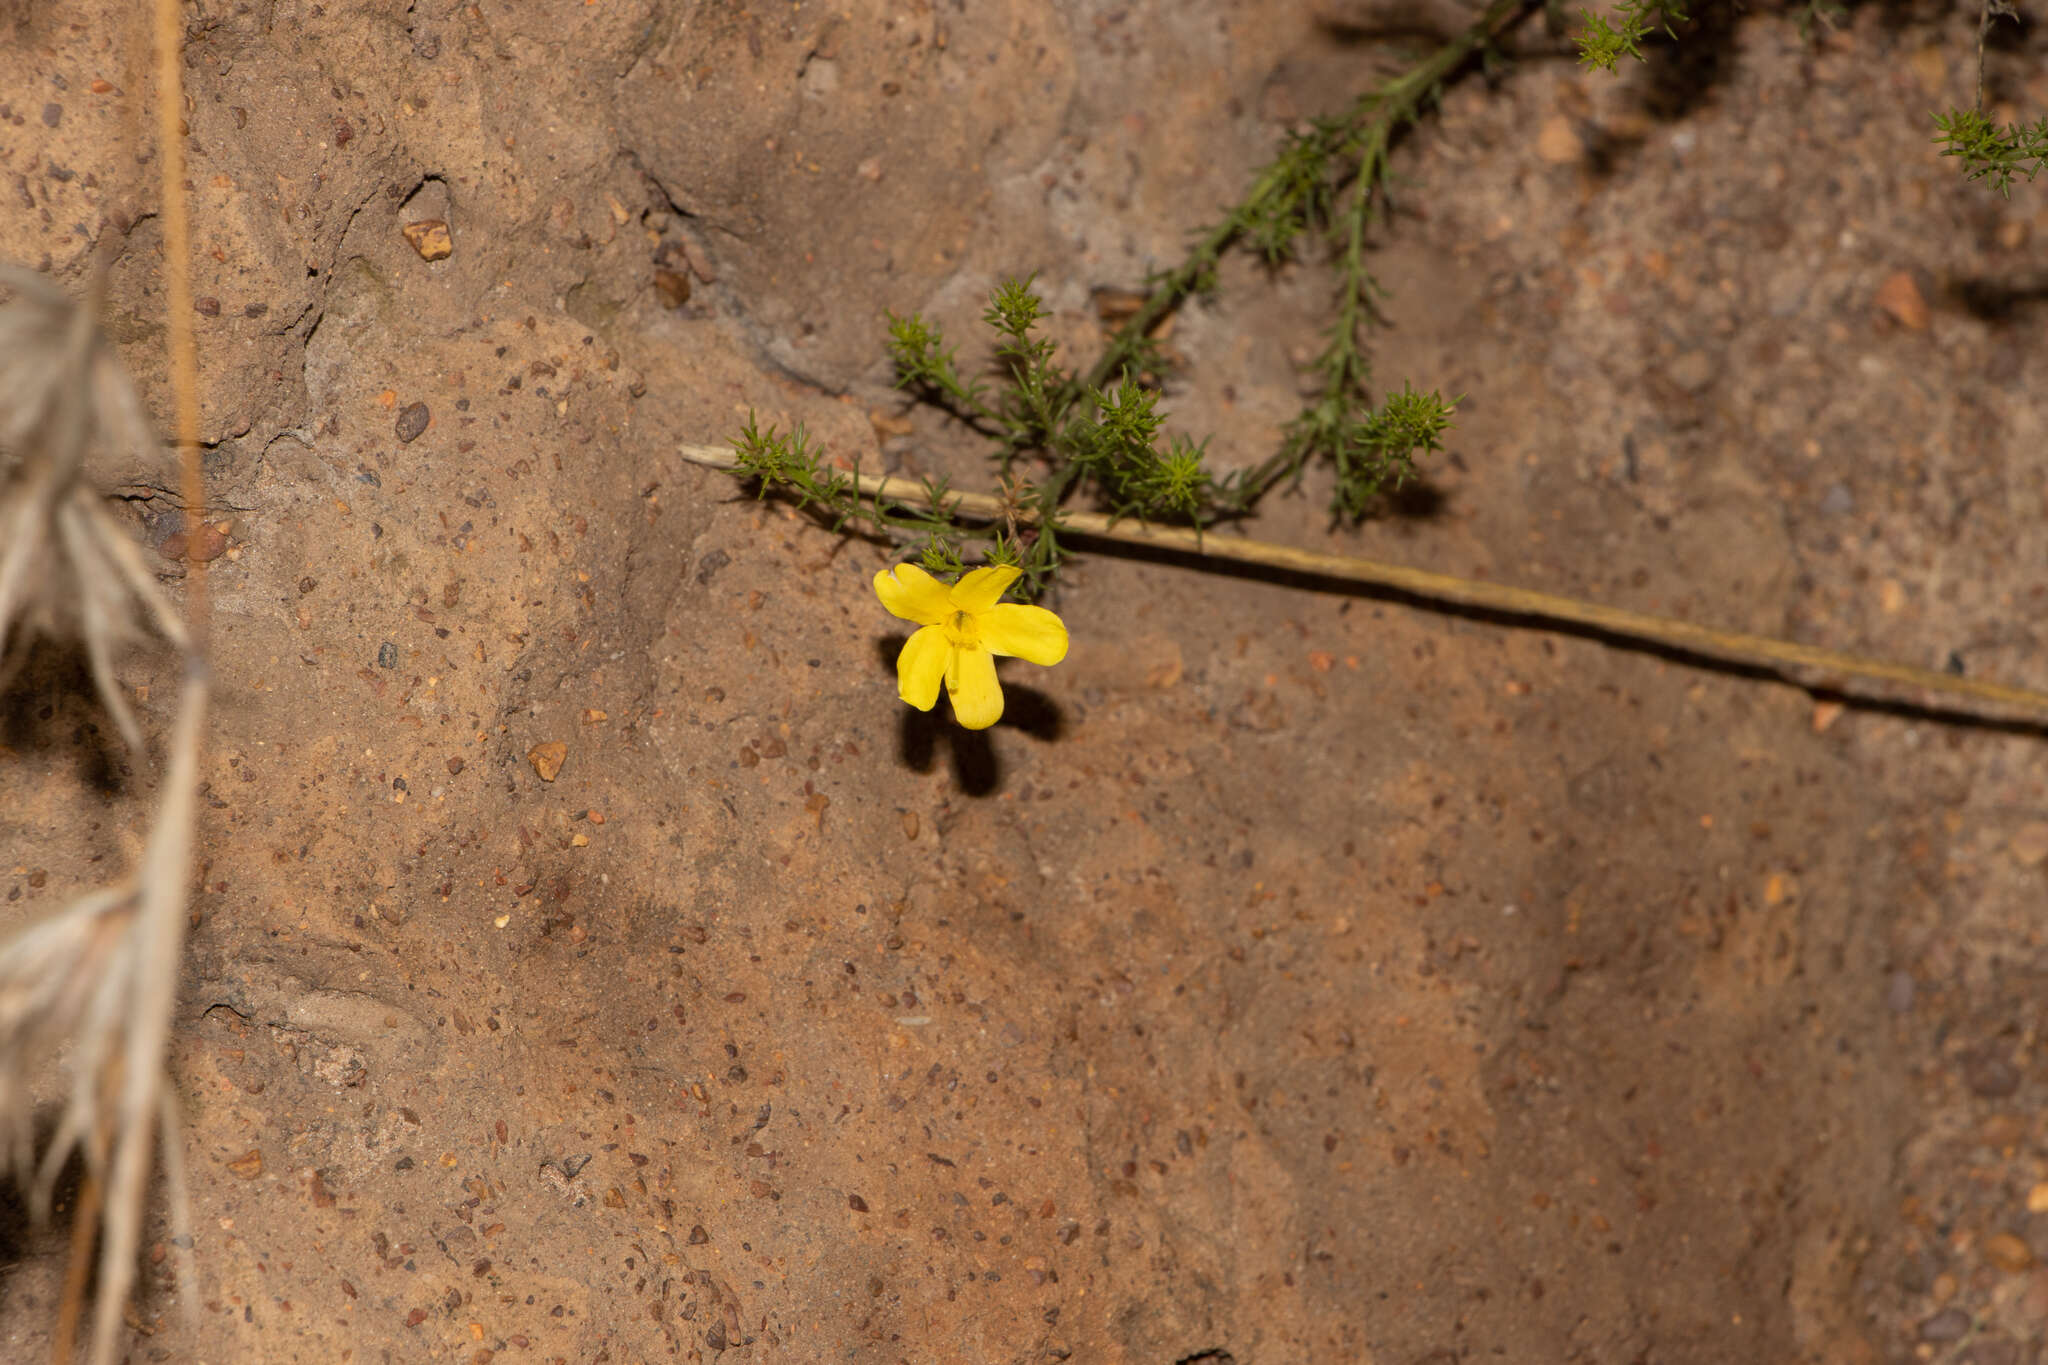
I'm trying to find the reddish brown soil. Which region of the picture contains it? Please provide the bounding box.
[4,2,2046,1363]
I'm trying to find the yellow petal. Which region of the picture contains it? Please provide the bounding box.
[875,563,953,625]
[944,646,1004,729]
[896,626,949,710]
[950,564,1022,614]
[979,603,1068,665]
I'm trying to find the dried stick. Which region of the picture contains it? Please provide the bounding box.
[677,442,2048,719]
[51,1165,102,1365]
[155,0,206,643]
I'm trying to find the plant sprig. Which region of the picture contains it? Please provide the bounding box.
[1577,0,2040,198]
[1063,0,1507,519]
[880,279,1231,593]
[732,412,974,575]
[737,0,1510,593]
[1934,108,2048,199]
[1574,0,1688,72]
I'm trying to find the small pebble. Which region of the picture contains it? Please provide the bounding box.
[1966,1050,2021,1099]
[1886,970,1915,1014]
[40,102,60,128]
[694,548,730,585]
[2008,821,2048,868]
[1874,270,1930,330]
[395,401,431,443]
[1980,1113,2025,1149]
[401,219,453,261]
[1984,1231,2035,1272]
[159,522,228,564]
[377,641,398,669]
[1919,1308,1971,1343]
[1666,349,1716,394]
[1535,115,1579,164]
[1963,1338,2021,1365]
[527,741,567,782]
[2017,1268,2048,1319]
[652,268,691,308]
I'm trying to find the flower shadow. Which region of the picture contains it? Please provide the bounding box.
[876,635,1064,794]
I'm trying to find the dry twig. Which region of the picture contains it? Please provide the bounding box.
[677,441,2048,721]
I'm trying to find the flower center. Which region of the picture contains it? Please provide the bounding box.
[941,609,980,648]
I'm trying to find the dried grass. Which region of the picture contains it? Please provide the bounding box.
[0,265,189,751]
[0,267,205,1365]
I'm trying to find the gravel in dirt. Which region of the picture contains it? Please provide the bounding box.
[2,2,2045,1362]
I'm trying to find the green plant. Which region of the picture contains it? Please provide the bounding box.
[686,0,2048,733]
[732,411,990,578]
[1928,0,2035,196]
[1575,0,2040,197]
[1933,108,2048,198]
[1574,0,1689,72]
[729,1,1521,594]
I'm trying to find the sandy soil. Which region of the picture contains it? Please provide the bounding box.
[4,1,2048,1362]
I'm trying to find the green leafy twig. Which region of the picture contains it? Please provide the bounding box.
[732,412,994,578]
[871,274,1238,594]
[1934,108,2048,198]
[1937,0,2042,198]
[1076,0,1526,400]
[1579,0,2040,199]
[1574,0,1688,72]
[885,311,997,428]
[1074,0,1518,519]
[758,0,1518,594]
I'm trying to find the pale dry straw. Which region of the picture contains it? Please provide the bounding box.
[0,267,205,1364]
[0,265,189,749]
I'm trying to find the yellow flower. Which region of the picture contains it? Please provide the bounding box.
[874,562,1068,729]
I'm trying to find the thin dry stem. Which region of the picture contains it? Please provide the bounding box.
[0,5,211,1360]
[87,670,206,1364]
[53,1161,104,1365]
[156,0,206,646]
[678,441,2048,720]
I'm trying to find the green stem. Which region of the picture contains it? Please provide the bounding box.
[1068,0,1531,414]
[1226,124,1392,509]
